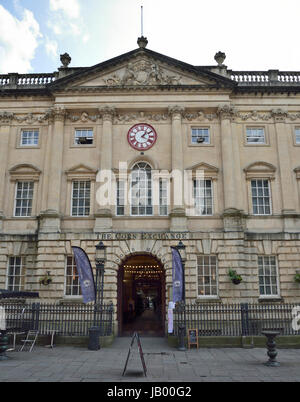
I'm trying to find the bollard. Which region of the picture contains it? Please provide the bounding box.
[261,330,280,367]
[177,325,186,351]
[88,326,100,351]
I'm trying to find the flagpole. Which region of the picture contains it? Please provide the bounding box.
[141,5,144,37]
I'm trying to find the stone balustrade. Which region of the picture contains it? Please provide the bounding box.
[1,68,300,89]
[229,69,300,85]
[0,73,57,88]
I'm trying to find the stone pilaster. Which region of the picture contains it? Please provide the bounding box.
[40,115,54,212]
[218,105,245,231]
[94,106,116,232]
[0,122,11,230]
[168,105,187,231]
[40,106,66,233]
[272,109,298,231]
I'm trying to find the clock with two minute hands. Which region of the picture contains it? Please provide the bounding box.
[127,123,157,151]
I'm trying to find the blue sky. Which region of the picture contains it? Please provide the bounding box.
[0,0,300,74]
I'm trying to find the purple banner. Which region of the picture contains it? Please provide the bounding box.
[72,247,96,304]
[171,247,183,303]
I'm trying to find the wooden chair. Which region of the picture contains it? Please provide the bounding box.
[20,330,39,352]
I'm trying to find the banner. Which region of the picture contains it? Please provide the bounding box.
[168,302,175,333]
[72,247,96,304]
[171,247,184,303]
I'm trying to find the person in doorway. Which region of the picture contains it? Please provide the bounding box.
[128,297,135,321]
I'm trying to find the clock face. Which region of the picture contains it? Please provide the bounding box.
[127,124,157,151]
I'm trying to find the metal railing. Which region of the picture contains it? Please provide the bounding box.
[173,303,300,337]
[0,302,114,337]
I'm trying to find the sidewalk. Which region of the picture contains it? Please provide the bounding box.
[0,336,300,382]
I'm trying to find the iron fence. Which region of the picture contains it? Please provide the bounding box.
[173,303,300,337]
[0,302,114,337]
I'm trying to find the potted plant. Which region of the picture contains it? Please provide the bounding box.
[294,273,300,284]
[39,272,52,286]
[229,269,242,285]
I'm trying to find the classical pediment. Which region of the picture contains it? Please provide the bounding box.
[50,48,235,91]
[75,57,210,87]
[65,164,98,181]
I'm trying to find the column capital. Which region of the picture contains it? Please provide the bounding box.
[47,106,67,122]
[271,108,288,122]
[0,111,14,125]
[217,104,237,121]
[168,105,185,119]
[99,106,116,122]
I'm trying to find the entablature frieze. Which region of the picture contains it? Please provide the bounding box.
[3,105,300,126]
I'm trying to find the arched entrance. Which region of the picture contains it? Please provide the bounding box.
[117,254,165,337]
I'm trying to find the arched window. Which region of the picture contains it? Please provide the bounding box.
[130,162,153,216]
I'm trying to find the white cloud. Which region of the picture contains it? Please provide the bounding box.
[45,37,58,59]
[0,5,42,73]
[49,0,80,19]
[48,0,89,45]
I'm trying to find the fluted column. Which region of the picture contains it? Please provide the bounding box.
[94,106,115,232]
[40,106,66,233]
[168,105,187,231]
[272,109,297,231]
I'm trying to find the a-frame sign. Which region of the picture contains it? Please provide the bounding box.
[122,332,147,377]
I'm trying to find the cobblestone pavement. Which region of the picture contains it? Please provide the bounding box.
[0,337,300,382]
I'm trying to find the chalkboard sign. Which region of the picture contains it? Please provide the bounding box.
[188,329,198,349]
[122,332,147,377]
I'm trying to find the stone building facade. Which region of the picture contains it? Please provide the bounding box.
[0,38,300,334]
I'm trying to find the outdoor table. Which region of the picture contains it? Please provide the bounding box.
[0,289,39,359]
[6,331,26,352]
[44,330,56,349]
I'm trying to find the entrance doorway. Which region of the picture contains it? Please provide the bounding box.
[117,254,165,337]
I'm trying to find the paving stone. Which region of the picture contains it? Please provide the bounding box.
[0,337,300,382]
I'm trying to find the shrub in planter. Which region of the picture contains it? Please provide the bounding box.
[39,272,52,286]
[228,269,242,285]
[294,273,300,284]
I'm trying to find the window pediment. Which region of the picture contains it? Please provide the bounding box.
[244,161,276,180]
[9,164,41,182]
[186,162,219,180]
[65,164,97,181]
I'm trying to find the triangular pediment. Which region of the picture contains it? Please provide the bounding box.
[74,56,212,87]
[65,164,98,181]
[50,48,235,91]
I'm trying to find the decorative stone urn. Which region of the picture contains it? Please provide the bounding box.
[214,51,226,66]
[60,53,71,68]
[137,36,148,48]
